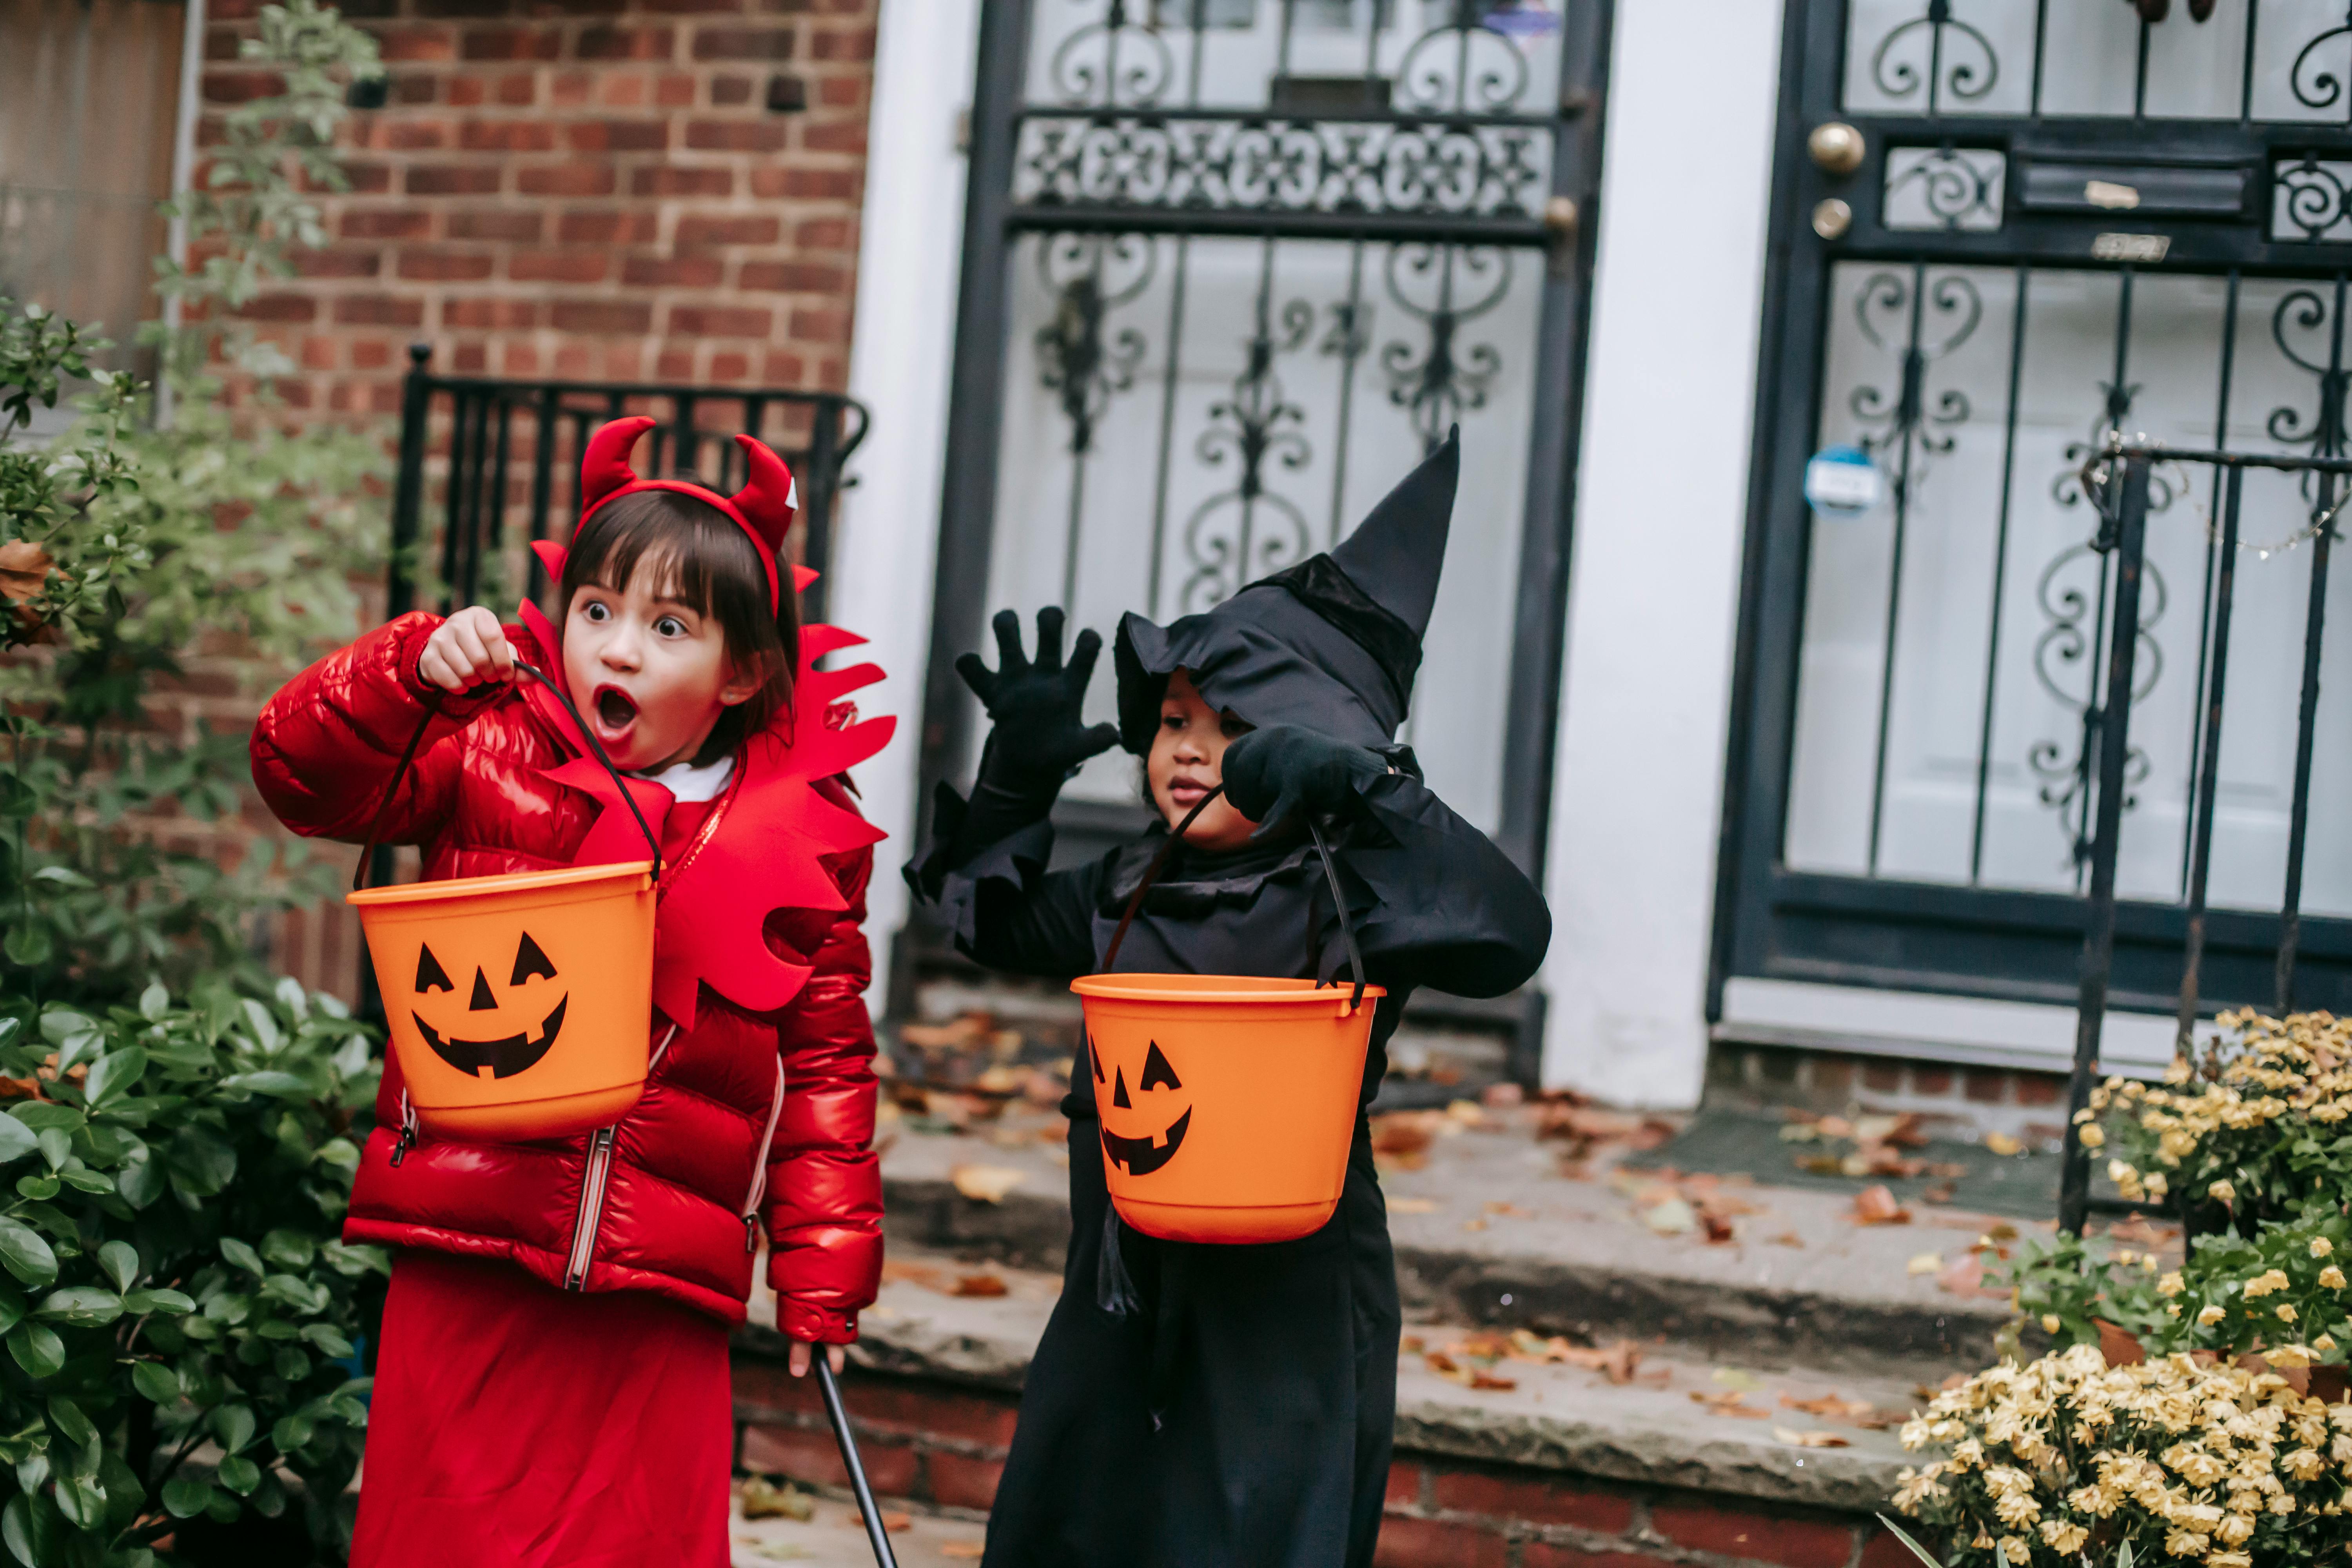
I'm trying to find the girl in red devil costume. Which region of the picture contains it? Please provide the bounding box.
[250,419,893,1566]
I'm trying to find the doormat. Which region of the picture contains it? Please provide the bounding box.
[1618,1107,2100,1222]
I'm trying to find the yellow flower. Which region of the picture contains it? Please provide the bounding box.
[2318,1333,2338,1352]
[2324,1267,2347,1290]
[2314,1237,2335,1258]
[2245,1269,2292,1299]
[2145,1171,2169,1198]
[2042,1313,2062,1334]
[2211,1179,2239,1202]
[2280,1304,2301,1323]
[2159,1271,2185,1297]
[2078,1123,2106,1148]
[2201,1305,2230,1326]
[2038,1520,2087,1554]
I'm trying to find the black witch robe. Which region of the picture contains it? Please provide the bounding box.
[910,431,1550,1568]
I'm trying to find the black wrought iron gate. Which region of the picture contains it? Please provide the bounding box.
[1720,0,2352,1039]
[917,1,1612,1011]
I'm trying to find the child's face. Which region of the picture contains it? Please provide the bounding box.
[1147,670,1259,852]
[563,559,760,772]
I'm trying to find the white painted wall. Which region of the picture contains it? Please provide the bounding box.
[831,0,982,1007]
[1539,1,1785,1108]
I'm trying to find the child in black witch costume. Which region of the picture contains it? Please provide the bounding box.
[909,430,1550,1568]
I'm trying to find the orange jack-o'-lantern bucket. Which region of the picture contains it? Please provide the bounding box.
[1072,787,1384,1246]
[347,660,661,1143]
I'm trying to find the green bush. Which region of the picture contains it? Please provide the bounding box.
[0,980,383,1567]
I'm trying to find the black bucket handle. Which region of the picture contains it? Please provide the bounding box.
[351,657,664,892]
[1100,783,1368,1013]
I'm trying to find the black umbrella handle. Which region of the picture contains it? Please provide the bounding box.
[816,1356,902,1568]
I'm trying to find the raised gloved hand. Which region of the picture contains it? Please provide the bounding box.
[956,606,1121,793]
[1220,725,1387,840]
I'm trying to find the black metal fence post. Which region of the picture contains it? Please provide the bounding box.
[387,344,433,621]
[2174,463,2243,1054]
[2059,452,2152,1238]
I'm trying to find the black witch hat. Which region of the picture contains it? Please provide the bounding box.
[1112,426,1459,753]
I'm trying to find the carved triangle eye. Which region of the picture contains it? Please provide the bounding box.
[415,945,453,993]
[1140,1042,1181,1093]
[1112,1066,1132,1110]
[1091,1036,1105,1083]
[510,931,558,985]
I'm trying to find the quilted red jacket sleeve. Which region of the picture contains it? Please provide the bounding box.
[251,611,504,846]
[762,786,883,1344]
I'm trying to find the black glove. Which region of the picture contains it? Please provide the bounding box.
[1220,726,1387,840]
[956,607,1121,796]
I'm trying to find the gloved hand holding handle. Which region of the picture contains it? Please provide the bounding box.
[956,606,1121,794]
[1220,725,1388,842]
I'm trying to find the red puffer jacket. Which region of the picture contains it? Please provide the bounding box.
[250,611,882,1340]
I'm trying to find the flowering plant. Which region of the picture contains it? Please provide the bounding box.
[1893,1344,2352,1567]
[2143,1206,2352,1370]
[2095,1012,2352,1223]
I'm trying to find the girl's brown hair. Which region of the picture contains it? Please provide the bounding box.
[558,487,800,764]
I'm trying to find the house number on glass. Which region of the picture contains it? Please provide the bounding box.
[1803,444,1884,519]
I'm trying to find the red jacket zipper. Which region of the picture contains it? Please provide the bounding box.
[562,1025,676,1291]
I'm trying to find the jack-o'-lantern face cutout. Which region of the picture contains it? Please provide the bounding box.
[410,931,567,1080]
[1093,1033,1190,1176]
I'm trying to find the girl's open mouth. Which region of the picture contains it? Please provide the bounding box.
[594,687,638,733]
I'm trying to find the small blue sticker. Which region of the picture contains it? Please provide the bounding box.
[1804,445,1885,519]
[1483,1,1561,39]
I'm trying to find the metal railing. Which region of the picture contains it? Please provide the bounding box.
[2059,441,2347,1235]
[389,344,869,625]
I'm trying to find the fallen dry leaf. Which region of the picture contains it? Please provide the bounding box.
[1400,1335,1425,1354]
[1388,1197,1440,1214]
[1555,1339,1644,1385]
[1461,1218,1488,1232]
[739,1476,817,1521]
[1983,1131,2024,1157]
[0,541,53,602]
[952,1273,1009,1298]
[1691,1389,1769,1419]
[1773,1426,1851,1449]
[1700,1209,1737,1245]
[1767,1230,1805,1248]
[1484,1201,1532,1218]
[941,1545,987,1561]
[1782,1392,1877,1423]
[1638,1194,1697,1236]
[1852,1185,1911,1226]
[880,1511,912,1533]
[1906,1252,1942,1276]
[949,1163,1027,1203]
[1712,1367,1766,1391]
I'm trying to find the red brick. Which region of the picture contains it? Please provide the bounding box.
[1862,1062,1904,1093]
[1520,1550,1674,1568]
[655,345,696,379]
[1650,1503,1855,1568]
[835,1381,1019,1449]
[710,73,754,104]
[564,118,669,152]
[926,1450,1002,1511]
[372,117,451,151]
[460,23,559,59]
[447,210,543,242]
[788,306,848,343]
[406,164,503,196]
[686,118,786,152]
[1862,1525,1938,1568]
[460,118,558,151]
[290,248,382,279]
[205,69,283,104]
[1371,1516,1507,1568]
[441,297,541,330]
[740,260,846,293]
[519,162,619,196]
[237,293,317,323]
[739,1423,917,1497]
[551,299,653,334]
[808,23,873,61]
[390,71,439,103]
[331,295,426,327]
[397,250,495,281]
[676,213,779,247]
[556,209,655,244]
[795,216,853,249]
[655,71,696,106]
[624,254,726,288]
[1910,1068,1953,1096]
[2015,1074,2063,1107]
[750,166,857,201]
[670,304,770,336]
[708,350,750,381]
[1429,1468,1634,1533]
[374,23,457,60]
[632,166,733,197]
[1963,1069,2007,1105]
[1384,1461,1423,1512]
[510,250,612,283]
[575,24,674,58]
[452,341,488,373]
[691,25,792,59]
[343,161,396,194]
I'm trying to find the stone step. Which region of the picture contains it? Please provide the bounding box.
[736,1247,1929,1568]
[876,1105,2035,1381]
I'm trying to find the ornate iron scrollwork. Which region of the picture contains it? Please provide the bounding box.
[1035,234,1156,457]
[1182,287,1318,612]
[1846,269,1981,500]
[2267,287,2352,506]
[1048,0,1175,109]
[2276,157,2352,243]
[1867,0,1999,112]
[1379,243,1509,452]
[2291,7,2352,113]
[1882,146,2003,232]
[1397,1,1534,114]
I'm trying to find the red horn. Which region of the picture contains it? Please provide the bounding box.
[581,416,657,509]
[730,434,797,557]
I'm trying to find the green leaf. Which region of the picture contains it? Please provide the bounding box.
[160,1475,212,1519]
[214,1452,261,1495]
[83,1047,145,1105]
[0,1492,53,1568]
[122,1287,193,1316]
[240,999,281,1054]
[31,1129,65,1172]
[7,1323,62,1379]
[298,1323,353,1358]
[220,1236,265,1277]
[51,1473,103,1530]
[130,1358,180,1404]
[34,1286,120,1327]
[259,1229,316,1270]
[213,1402,255,1454]
[44,1396,93,1447]
[9,1104,80,1133]
[0,1288,26,1337]
[2,927,51,969]
[54,1168,109,1194]
[217,1069,309,1097]
[138,983,167,1020]
[1873,1515,1944,1568]
[11,1176,56,1202]
[116,1152,161,1209]
[271,1411,316,1453]
[96,1239,137,1292]
[0,1119,37,1166]
[0,1219,58,1288]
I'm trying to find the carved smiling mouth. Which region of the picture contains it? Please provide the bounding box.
[414,996,567,1080]
[1101,1107,1191,1176]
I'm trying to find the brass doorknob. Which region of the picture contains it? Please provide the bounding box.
[1808,121,1865,176]
[1812,198,1854,240]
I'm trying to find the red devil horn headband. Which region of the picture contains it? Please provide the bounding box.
[576,416,797,613]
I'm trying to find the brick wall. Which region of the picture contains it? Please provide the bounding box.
[1706,1043,2071,1150]
[731,1352,1918,1568]
[199,0,879,419]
